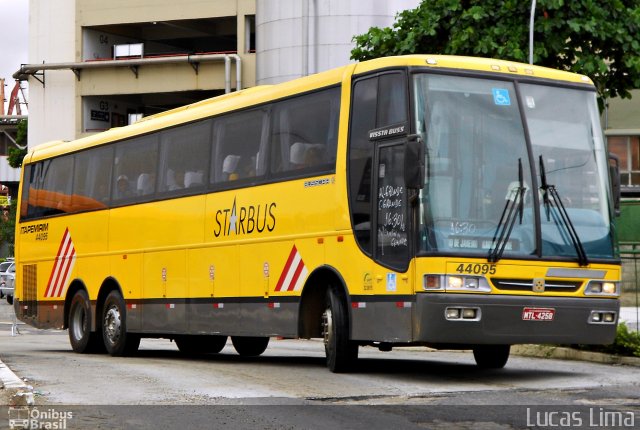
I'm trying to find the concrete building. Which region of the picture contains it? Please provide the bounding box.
[16,0,419,147]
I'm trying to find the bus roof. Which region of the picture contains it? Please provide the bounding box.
[27,54,594,163]
[352,55,593,85]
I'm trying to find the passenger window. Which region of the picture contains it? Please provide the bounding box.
[112,134,159,203]
[270,87,340,177]
[24,155,75,218]
[73,146,113,211]
[158,120,211,194]
[212,109,266,185]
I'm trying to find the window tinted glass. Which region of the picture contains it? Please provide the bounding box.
[348,72,408,256]
[73,145,113,210]
[159,120,211,195]
[270,87,340,177]
[24,155,75,219]
[212,109,266,185]
[112,134,159,203]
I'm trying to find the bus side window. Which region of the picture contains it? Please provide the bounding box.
[269,87,339,177]
[72,145,113,210]
[158,119,211,194]
[212,109,265,184]
[112,134,159,203]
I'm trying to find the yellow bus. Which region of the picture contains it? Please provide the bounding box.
[14,55,620,372]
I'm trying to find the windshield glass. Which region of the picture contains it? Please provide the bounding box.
[414,74,536,257]
[522,84,614,259]
[413,73,615,260]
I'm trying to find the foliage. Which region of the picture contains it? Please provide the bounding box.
[0,198,17,255]
[572,322,640,357]
[8,120,27,168]
[351,0,640,105]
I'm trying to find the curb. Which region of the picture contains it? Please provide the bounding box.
[512,344,640,367]
[0,358,34,406]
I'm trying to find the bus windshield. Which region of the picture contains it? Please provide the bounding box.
[413,73,614,260]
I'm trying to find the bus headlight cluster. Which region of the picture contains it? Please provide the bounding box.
[445,307,481,321]
[585,281,620,296]
[589,311,617,324]
[422,275,491,292]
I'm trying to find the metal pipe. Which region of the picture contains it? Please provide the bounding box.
[229,54,242,91]
[529,0,537,64]
[13,53,238,82]
[224,56,231,93]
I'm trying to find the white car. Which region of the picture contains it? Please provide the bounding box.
[0,262,16,304]
[0,260,13,299]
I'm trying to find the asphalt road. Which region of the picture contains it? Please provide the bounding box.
[1,300,639,429]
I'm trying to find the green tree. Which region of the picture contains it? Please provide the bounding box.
[0,198,17,256]
[8,119,27,168]
[351,0,640,104]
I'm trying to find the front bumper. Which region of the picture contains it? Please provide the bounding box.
[414,293,619,345]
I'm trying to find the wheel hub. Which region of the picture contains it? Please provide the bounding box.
[104,306,121,344]
[322,308,333,347]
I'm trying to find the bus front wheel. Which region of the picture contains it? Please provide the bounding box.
[473,345,510,369]
[68,289,103,353]
[322,288,358,373]
[102,290,140,356]
[231,336,269,356]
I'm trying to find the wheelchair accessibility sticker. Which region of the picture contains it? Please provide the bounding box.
[492,88,511,106]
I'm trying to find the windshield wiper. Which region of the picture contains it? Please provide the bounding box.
[538,156,589,267]
[488,159,526,263]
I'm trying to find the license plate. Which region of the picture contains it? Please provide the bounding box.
[522,307,555,321]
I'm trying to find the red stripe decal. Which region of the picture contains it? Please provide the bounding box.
[275,245,297,292]
[286,259,305,292]
[51,235,74,297]
[45,228,70,297]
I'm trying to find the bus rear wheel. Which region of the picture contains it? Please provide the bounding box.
[102,290,140,356]
[322,287,358,373]
[231,336,269,356]
[473,345,510,369]
[176,335,228,354]
[68,289,103,353]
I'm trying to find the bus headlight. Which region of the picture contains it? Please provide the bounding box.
[422,274,491,292]
[446,275,491,292]
[585,281,620,296]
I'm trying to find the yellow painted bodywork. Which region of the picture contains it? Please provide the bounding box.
[14,54,614,313]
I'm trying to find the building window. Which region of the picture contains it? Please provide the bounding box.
[245,15,256,53]
[608,135,640,189]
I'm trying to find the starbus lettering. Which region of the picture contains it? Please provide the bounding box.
[214,197,277,237]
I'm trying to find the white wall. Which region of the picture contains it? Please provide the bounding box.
[256,0,421,84]
[28,0,77,147]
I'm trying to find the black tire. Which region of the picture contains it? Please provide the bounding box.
[6,294,13,305]
[68,290,103,353]
[231,336,269,357]
[473,345,511,369]
[176,335,228,354]
[102,290,140,356]
[323,287,358,373]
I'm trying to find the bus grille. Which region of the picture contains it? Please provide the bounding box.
[22,264,38,318]
[491,278,582,293]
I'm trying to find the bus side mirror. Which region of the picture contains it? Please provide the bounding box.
[404,135,425,190]
[608,153,621,217]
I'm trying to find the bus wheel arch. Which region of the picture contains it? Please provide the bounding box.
[298,266,348,339]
